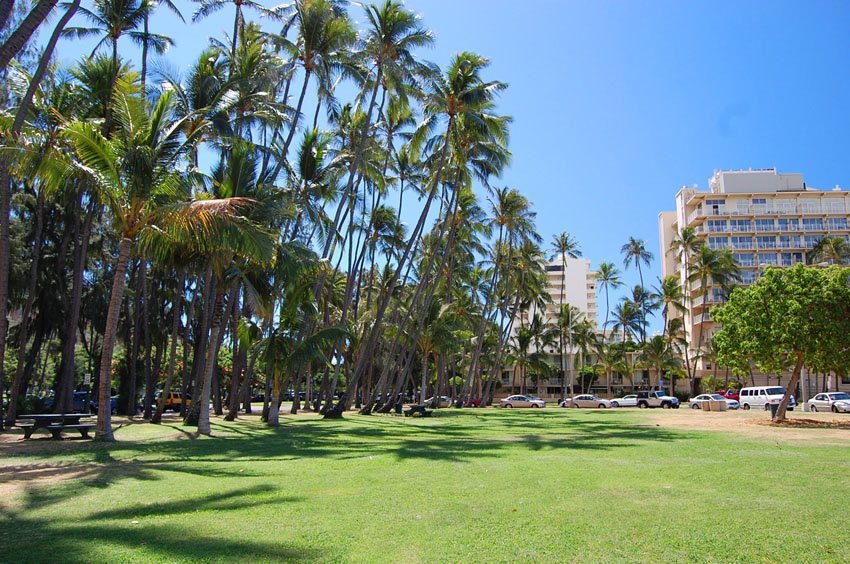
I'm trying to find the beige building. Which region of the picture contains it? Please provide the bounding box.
[501,256,598,398]
[659,168,850,394]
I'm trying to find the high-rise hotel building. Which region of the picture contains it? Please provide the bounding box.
[659,169,850,390]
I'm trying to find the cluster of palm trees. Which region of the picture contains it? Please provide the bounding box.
[0,0,594,439]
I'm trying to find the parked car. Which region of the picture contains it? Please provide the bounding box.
[806,392,850,413]
[500,395,545,408]
[688,393,740,410]
[561,394,611,408]
[461,396,481,407]
[739,386,795,411]
[425,396,453,408]
[635,390,680,409]
[91,395,118,415]
[610,394,638,408]
[154,390,190,412]
[72,391,93,412]
[715,389,740,401]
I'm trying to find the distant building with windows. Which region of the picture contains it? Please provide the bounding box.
[659,168,850,393]
[500,256,598,398]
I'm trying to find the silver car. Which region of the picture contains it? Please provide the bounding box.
[689,393,740,410]
[610,394,638,407]
[807,392,850,413]
[562,394,611,408]
[500,395,545,408]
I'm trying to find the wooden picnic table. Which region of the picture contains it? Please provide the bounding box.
[16,413,95,439]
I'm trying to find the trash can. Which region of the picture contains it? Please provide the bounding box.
[769,402,779,417]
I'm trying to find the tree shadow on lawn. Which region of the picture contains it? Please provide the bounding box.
[2,487,319,563]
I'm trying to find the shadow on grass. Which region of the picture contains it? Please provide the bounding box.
[2,492,319,563]
[0,410,689,561]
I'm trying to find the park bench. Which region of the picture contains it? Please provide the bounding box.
[15,413,95,440]
[403,405,432,417]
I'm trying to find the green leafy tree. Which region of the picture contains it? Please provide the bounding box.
[713,265,850,421]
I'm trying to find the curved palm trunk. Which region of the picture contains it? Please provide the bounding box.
[0,0,58,72]
[96,237,133,441]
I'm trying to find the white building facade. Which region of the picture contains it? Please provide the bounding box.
[659,168,850,394]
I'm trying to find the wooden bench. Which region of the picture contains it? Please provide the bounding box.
[46,424,95,440]
[404,405,433,417]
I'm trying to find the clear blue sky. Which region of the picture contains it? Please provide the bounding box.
[50,0,850,329]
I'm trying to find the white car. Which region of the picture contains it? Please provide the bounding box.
[610,394,638,408]
[500,395,546,408]
[560,394,611,408]
[688,393,740,410]
[807,392,850,413]
[425,396,453,408]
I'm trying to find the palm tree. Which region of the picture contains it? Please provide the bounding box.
[809,236,850,265]
[334,52,509,417]
[655,275,684,337]
[62,83,271,439]
[62,0,150,130]
[639,335,682,396]
[621,236,653,343]
[550,231,581,396]
[610,298,640,344]
[595,261,622,339]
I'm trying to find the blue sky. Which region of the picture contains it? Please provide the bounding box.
[49,0,850,329]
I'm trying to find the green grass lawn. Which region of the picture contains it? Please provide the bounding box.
[1,409,848,562]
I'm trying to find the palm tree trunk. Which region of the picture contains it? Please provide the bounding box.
[0,0,58,72]
[56,201,95,412]
[95,237,133,441]
[152,267,185,424]
[5,191,44,425]
[280,69,311,158]
[197,290,226,435]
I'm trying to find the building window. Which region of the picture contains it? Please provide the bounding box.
[731,236,753,250]
[758,253,778,265]
[708,236,727,250]
[827,217,848,231]
[752,198,767,204]
[779,235,801,249]
[734,253,754,267]
[804,235,821,249]
[706,199,726,205]
[778,218,800,232]
[780,253,804,267]
[740,271,757,284]
[708,220,728,233]
[756,236,776,249]
[546,264,563,272]
[731,219,752,232]
[755,219,775,232]
[803,218,824,231]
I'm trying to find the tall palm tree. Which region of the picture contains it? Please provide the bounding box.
[550,231,581,396]
[621,236,653,343]
[62,83,271,439]
[655,275,684,337]
[595,261,622,339]
[610,298,640,344]
[334,52,509,417]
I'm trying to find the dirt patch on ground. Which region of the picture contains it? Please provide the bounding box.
[645,409,850,443]
[756,418,850,430]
